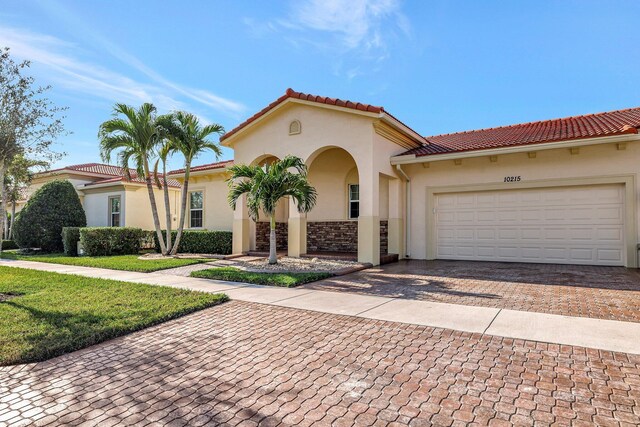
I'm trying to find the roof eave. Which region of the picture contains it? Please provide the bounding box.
[390,133,640,165]
[167,166,230,178]
[380,113,427,146]
[221,97,382,147]
[34,169,118,180]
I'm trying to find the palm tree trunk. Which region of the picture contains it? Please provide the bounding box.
[269,214,277,264]
[9,199,16,240]
[144,159,167,255]
[171,163,190,255]
[0,161,6,252]
[161,162,172,254]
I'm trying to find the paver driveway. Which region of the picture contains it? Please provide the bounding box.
[2,300,640,426]
[302,260,640,323]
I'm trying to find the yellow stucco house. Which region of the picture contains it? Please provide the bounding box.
[168,89,640,268]
[15,89,640,268]
[15,163,180,230]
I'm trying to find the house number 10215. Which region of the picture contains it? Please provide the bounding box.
[504,176,521,182]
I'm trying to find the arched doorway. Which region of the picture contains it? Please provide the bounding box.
[305,147,360,257]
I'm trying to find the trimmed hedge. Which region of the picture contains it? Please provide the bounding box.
[154,230,232,255]
[1,240,18,250]
[62,227,81,256]
[13,180,87,252]
[80,227,144,256]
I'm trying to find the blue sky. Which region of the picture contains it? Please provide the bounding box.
[2,0,640,170]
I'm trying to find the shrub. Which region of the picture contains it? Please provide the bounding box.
[140,230,156,250]
[61,227,81,256]
[1,240,18,250]
[80,227,144,256]
[154,230,232,254]
[13,180,87,252]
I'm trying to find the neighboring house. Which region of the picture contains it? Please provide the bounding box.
[13,163,180,230]
[169,88,640,268]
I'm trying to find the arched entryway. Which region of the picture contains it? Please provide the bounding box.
[304,147,361,257]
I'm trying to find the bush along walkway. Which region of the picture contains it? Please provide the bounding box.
[1,257,640,355]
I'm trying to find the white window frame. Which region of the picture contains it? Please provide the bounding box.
[348,184,359,219]
[189,190,204,229]
[108,196,121,227]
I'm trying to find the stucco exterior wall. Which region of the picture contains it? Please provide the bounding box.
[403,141,640,262]
[182,173,234,231]
[14,175,97,214]
[83,189,127,227]
[83,185,180,230]
[307,148,358,221]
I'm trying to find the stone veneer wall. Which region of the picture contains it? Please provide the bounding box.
[307,221,357,253]
[380,220,388,255]
[306,220,389,255]
[255,222,288,251]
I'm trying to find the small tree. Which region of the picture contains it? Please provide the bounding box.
[3,154,48,239]
[12,180,86,252]
[0,47,66,245]
[227,155,317,264]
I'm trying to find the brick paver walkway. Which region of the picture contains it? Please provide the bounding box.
[302,260,640,323]
[2,301,639,426]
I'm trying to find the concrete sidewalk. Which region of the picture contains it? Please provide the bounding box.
[2,258,640,354]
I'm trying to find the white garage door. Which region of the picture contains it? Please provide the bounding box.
[435,184,625,266]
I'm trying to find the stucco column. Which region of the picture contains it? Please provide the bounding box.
[288,197,307,257]
[358,171,380,266]
[387,178,404,257]
[232,194,250,254]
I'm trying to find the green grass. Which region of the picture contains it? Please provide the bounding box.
[0,251,208,273]
[191,266,332,287]
[0,266,227,366]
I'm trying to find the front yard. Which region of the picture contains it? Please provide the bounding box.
[0,251,208,272]
[0,266,227,365]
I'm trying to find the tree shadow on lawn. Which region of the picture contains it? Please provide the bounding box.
[2,301,216,366]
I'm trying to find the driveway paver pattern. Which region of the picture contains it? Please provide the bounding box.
[1,300,639,426]
[302,260,640,323]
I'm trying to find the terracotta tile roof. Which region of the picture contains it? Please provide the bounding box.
[44,163,125,177]
[168,160,233,175]
[401,107,640,157]
[221,88,386,142]
[83,174,181,189]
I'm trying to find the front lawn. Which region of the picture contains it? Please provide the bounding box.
[191,267,332,287]
[0,266,227,365]
[0,251,207,273]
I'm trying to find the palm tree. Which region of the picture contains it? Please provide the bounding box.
[165,111,224,255]
[98,103,169,254]
[227,155,317,264]
[153,132,174,253]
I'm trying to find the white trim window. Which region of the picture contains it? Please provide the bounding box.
[109,196,121,227]
[189,191,204,228]
[348,184,359,219]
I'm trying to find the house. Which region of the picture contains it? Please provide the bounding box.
[168,88,640,268]
[15,163,181,230]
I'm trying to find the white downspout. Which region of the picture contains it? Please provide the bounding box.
[395,164,411,258]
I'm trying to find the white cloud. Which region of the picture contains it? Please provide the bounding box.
[284,0,410,52]
[245,0,411,79]
[0,25,245,118]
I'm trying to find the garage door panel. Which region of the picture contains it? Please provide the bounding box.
[597,249,624,263]
[434,184,625,266]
